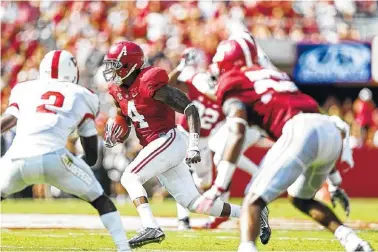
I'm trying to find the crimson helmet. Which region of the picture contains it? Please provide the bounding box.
[212,39,258,76]
[103,41,145,85]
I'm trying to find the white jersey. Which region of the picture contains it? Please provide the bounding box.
[4,79,99,159]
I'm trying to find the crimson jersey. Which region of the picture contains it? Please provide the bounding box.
[108,66,175,146]
[178,73,225,137]
[216,67,319,140]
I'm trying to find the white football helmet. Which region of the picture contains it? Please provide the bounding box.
[39,50,79,84]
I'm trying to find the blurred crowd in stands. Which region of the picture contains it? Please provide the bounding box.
[1,1,377,198]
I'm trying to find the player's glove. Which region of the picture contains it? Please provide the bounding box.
[185,147,201,166]
[104,118,124,148]
[176,48,199,72]
[329,186,350,217]
[195,185,223,214]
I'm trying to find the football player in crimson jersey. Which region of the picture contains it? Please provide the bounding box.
[197,39,373,252]
[103,41,242,248]
[169,48,272,244]
[0,50,130,252]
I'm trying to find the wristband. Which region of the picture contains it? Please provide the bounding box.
[188,132,200,149]
[214,160,237,189]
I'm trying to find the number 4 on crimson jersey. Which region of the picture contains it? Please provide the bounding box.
[108,66,176,147]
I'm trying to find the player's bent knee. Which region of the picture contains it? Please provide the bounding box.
[120,172,147,201]
[91,194,117,215]
[244,192,267,208]
[120,172,142,189]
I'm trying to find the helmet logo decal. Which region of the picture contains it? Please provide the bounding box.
[117,46,127,60]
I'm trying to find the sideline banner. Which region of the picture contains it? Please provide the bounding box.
[293,42,372,84]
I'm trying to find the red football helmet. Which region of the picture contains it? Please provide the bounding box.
[103,41,145,85]
[212,39,258,76]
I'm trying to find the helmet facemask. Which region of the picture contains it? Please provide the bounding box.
[103,59,137,86]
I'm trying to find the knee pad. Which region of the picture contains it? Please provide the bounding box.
[91,194,117,215]
[120,172,147,201]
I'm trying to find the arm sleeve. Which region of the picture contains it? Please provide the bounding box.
[4,86,21,118]
[140,68,169,98]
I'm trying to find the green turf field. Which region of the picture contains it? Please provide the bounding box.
[1,198,378,251]
[1,229,378,251]
[2,198,378,221]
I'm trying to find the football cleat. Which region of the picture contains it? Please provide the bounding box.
[178,217,191,230]
[128,227,165,248]
[355,241,374,252]
[259,206,271,245]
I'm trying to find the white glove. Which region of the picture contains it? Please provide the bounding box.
[195,185,223,214]
[104,118,124,148]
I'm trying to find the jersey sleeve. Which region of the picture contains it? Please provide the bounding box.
[77,115,97,137]
[139,67,169,98]
[77,89,99,137]
[4,84,22,118]
[216,71,249,105]
[191,72,213,95]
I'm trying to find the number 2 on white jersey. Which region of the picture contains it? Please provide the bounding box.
[36,91,65,114]
[128,100,149,129]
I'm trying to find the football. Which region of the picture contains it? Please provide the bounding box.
[114,115,130,141]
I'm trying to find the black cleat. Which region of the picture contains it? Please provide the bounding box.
[178,217,191,230]
[129,227,165,248]
[259,206,271,245]
[355,241,374,252]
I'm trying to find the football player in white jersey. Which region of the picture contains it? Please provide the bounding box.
[0,50,130,252]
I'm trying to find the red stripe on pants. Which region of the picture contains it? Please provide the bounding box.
[131,130,176,174]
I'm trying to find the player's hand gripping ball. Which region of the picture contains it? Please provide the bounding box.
[104,115,130,148]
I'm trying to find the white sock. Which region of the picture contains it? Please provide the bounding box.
[237,155,259,175]
[238,241,258,252]
[100,211,130,251]
[230,203,241,218]
[334,225,363,251]
[137,203,159,228]
[176,202,189,220]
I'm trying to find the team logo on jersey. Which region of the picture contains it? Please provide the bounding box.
[117,46,127,60]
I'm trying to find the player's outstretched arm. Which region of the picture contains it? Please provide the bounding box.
[153,85,200,132]
[0,114,17,134]
[215,98,248,190]
[154,85,201,164]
